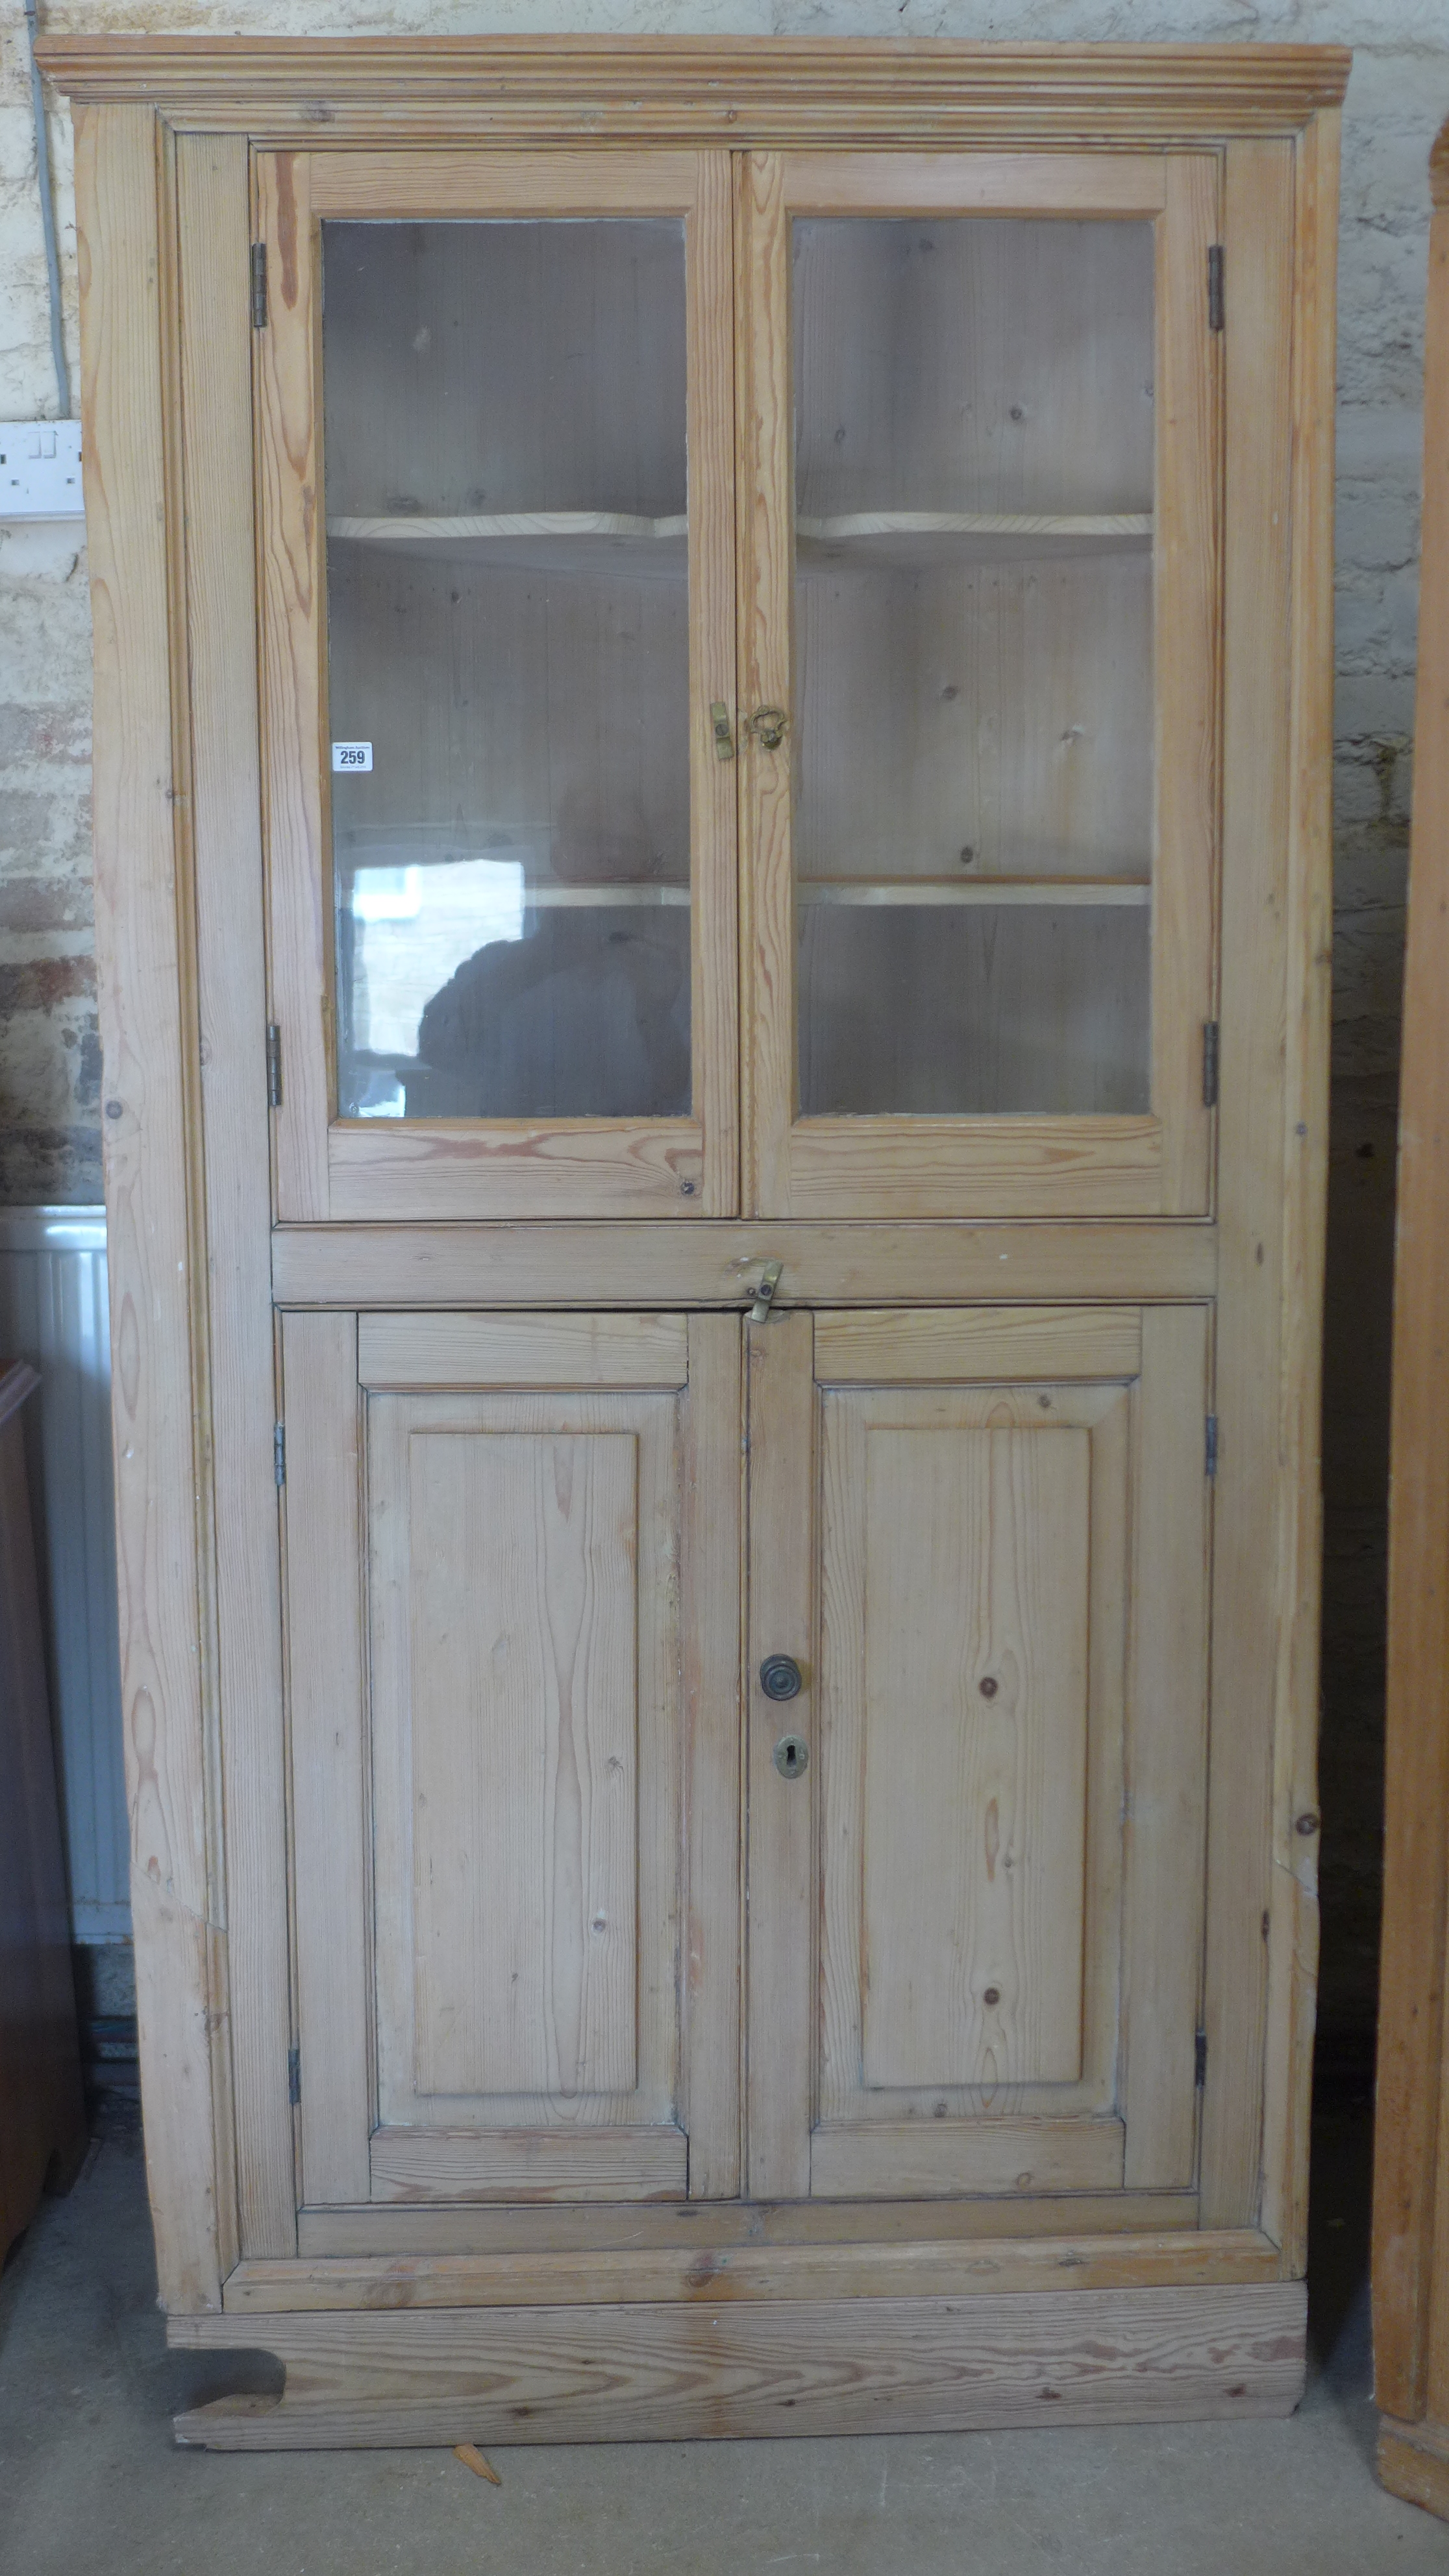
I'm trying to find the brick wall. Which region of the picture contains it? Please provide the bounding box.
[5,1,1448,2037]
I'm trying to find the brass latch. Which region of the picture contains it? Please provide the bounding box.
[749,1258,784,1324]
[710,702,736,762]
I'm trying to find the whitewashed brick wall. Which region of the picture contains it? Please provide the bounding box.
[4,1,1446,2024]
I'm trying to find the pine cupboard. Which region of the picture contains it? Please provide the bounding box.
[44,38,1344,2448]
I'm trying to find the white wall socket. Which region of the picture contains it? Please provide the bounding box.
[1,421,84,518]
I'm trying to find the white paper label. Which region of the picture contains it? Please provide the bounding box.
[332,741,373,773]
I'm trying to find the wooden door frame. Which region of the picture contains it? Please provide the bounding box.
[256,145,741,1224]
[736,145,1220,1222]
[58,43,1340,2318]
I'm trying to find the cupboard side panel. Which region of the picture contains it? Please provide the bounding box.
[744,1309,815,2198]
[1200,140,1296,2231]
[1261,106,1338,2278]
[78,101,222,2312]
[682,1317,744,2196]
[177,132,296,2262]
[1121,1307,1212,2188]
[282,1313,371,2206]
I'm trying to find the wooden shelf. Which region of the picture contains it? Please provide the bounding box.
[798,876,1150,907]
[796,511,1152,571]
[523,883,689,906]
[328,511,687,580]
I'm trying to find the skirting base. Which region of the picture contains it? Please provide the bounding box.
[170,2280,1306,2450]
[1378,2413,1449,2520]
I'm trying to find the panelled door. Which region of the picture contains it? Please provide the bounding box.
[737,150,1222,1218]
[745,1306,1214,2207]
[255,147,739,1220]
[280,1311,741,2207]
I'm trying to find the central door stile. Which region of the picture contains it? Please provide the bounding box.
[744,1305,816,2199]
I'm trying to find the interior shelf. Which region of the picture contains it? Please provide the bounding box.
[798,876,1150,907]
[328,511,688,578]
[796,510,1152,570]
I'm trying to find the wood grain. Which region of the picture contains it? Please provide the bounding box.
[38,39,1352,143]
[227,2225,1280,2313]
[811,2119,1123,2200]
[1153,154,1220,1213]
[859,1424,1089,2091]
[296,2188,1204,2259]
[408,1427,640,2099]
[77,100,223,2313]
[779,151,1167,216]
[282,1313,370,2209]
[273,1219,1219,1310]
[366,1387,685,2185]
[1373,121,1449,2436]
[1198,140,1296,2235]
[308,151,701,217]
[1260,108,1338,2276]
[1120,1307,1212,2188]
[815,1307,1140,1383]
[680,1317,744,2197]
[168,2283,1307,2449]
[743,1309,815,2198]
[816,1375,1128,2159]
[369,2127,687,2204]
[685,151,742,1216]
[177,132,295,2262]
[357,1313,689,1391]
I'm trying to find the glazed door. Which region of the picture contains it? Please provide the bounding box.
[280,1311,741,2208]
[739,151,1221,1217]
[745,1306,1213,2205]
[256,149,738,1220]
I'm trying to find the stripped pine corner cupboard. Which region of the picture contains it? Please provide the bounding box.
[43,36,1343,2447]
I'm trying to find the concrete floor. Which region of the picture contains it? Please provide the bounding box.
[1,2095,1446,2575]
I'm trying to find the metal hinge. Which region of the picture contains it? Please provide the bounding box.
[749,1258,784,1325]
[251,242,268,330]
[1195,2026,1208,2088]
[1207,244,1224,334]
[274,1422,286,1489]
[266,1022,282,1109]
[287,2044,301,2107]
[1205,1415,1219,1479]
[1202,1020,1220,1109]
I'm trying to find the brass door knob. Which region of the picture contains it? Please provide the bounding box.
[760,1653,803,1702]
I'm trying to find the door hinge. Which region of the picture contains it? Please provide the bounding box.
[1205,1414,1219,1479]
[749,1258,784,1325]
[1202,1020,1220,1109]
[1207,243,1224,334]
[274,1422,286,1489]
[1195,2026,1208,2088]
[251,241,268,330]
[266,1021,282,1109]
[287,2044,301,2107]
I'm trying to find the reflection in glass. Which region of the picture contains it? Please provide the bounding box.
[323,219,692,1122]
[793,216,1156,1117]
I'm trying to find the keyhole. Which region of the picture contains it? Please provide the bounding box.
[773,1733,809,1781]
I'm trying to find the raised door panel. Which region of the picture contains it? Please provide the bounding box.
[739,149,1220,1219]
[283,1311,741,2210]
[256,149,738,1221]
[745,1307,1211,2204]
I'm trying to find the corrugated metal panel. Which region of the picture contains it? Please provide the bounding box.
[0,1206,128,1942]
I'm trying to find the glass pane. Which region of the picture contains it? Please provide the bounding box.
[793,216,1155,1117]
[323,220,691,1122]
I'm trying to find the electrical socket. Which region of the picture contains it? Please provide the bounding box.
[1,421,83,518]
